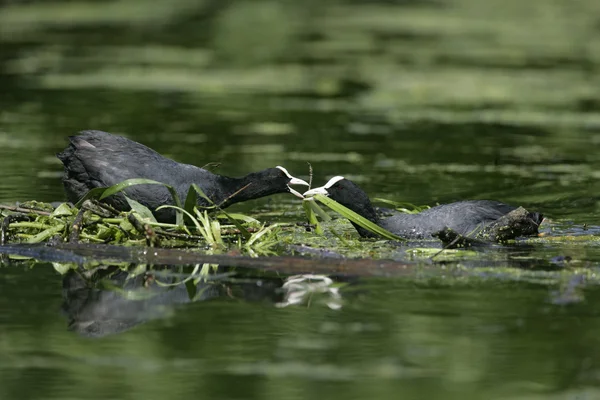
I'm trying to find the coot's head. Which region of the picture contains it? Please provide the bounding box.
[204,166,309,208]
[274,166,310,198]
[303,176,377,221]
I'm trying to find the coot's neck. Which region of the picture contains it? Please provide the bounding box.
[350,212,381,239]
[335,195,381,238]
[209,171,281,207]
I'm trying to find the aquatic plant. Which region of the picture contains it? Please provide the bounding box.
[0,179,283,256]
[303,195,405,241]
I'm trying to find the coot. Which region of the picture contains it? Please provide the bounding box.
[304,176,544,242]
[57,130,309,222]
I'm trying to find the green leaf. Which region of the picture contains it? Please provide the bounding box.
[211,219,223,245]
[216,212,260,224]
[307,199,331,221]
[302,200,323,235]
[184,184,199,215]
[74,178,184,225]
[246,224,280,248]
[125,196,157,223]
[156,205,205,239]
[50,203,74,217]
[119,218,135,232]
[186,183,252,240]
[97,179,177,205]
[73,187,107,207]
[313,194,405,241]
[195,209,216,245]
[215,208,252,240]
[188,184,252,240]
[189,183,214,205]
[27,223,65,243]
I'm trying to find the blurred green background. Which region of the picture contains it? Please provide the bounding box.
[1,0,600,221]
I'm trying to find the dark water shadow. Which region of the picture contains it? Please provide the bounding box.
[62,266,285,338]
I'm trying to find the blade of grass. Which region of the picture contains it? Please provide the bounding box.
[211,219,223,246]
[125,196,157,223]
[373,198,430,214]
[194,209,216,245]
[184,183,218,213]
[189,183,214,206]
[189,184,251,240]
[50,203,74,217]
[308,199,331,221]
[184,184,199,216]
[313,194,405,241]
[215,212,260,224]
[74,178,185,225]
[214,208,251,240]
[302,200,323,235]
[246,224,280,248]
[156,205,205,240]
[26,224,65,243]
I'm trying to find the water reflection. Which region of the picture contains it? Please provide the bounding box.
[62,266,285,337]
[61,265,349,338]
[3,262,600,398]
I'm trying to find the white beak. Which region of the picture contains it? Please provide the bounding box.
[289,177,310,186]
[288,186,305,199]
[303,186,329,197]
[276,166,309,199]
[287,177,309,199]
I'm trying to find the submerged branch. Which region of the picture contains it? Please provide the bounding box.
[0,204,52,216]
[0,242,422,278]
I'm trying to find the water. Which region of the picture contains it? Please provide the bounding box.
[3,265,600,399]
[1,0,600,398]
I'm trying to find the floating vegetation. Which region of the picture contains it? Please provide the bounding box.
[0,179,286,257]
[0,173,593,290]
[0,172,590,274]
[0,169,442,253]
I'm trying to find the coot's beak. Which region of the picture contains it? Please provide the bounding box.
[288,178,310,199]
[304,176,345,199]
[276,166,309,199]
[303,186,329,197]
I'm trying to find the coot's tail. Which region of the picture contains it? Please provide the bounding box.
[56,137,74,164]
[56,136,90,204]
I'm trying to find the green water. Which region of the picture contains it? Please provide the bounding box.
[1,0,600,398]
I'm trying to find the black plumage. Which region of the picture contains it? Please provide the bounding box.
[304,177,544,241]
[57,130,308,222]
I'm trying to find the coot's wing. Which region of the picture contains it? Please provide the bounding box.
[378,200,516,239]
[59,131,187,206]
[423,200,516,237]
[63,132,176,187]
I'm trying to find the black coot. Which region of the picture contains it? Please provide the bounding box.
[57,130,309,222]
[304,176,544,241]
